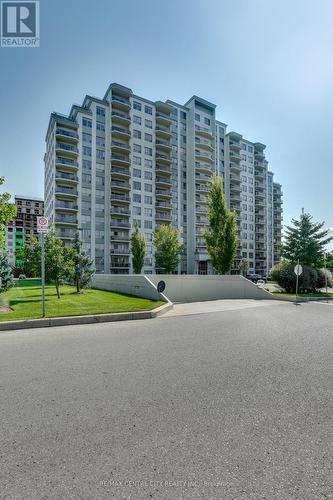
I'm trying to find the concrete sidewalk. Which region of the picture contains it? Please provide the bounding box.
[160,298,285,317]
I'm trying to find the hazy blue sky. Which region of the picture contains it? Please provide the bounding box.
[1,0,333,231]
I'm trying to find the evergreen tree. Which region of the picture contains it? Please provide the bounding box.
[130,224,146,274]
[71,232,95,292]
[154,224,183,274]
[0,177,16,250]
[204,176,239,274]
[281,212,332,268]
[0,251,14,293]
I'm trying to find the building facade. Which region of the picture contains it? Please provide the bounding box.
[44,83,283,275]
[5,196,44,266]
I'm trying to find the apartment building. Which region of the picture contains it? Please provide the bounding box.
[44,82,283,276]
[5,196,44,266]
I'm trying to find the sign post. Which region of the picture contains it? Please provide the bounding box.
[294,260,303,304]
[37,216,49,317]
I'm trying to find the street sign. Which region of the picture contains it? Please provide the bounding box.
[37,216,49,233]
[157,280,166,293]
[294,264,303,276]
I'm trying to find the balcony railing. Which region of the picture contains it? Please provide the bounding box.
[111,111,130,121]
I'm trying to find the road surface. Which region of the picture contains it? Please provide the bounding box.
[0,300,332,499]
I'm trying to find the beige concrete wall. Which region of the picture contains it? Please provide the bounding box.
[92,274,168,302]
[148,275,273,302]
[93,274,273,303]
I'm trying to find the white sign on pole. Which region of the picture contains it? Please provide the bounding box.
[37,216,49,233]
[294,264,303,276]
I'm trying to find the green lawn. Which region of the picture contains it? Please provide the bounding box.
[0,279,164,322]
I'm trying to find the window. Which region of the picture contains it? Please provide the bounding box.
[144,171,152,180]
[145,105,152,115]
[144,183,152,192]
[145,159,153,168]
[96,136,105,147]
[145,147,152,156]
[83,146,92,156]
[195,113,200,122]
[144,195,152,204]
[82,132,92,143]
[241,154,247,161]
[133,206,141,215]
[82,118,92,128]
[133,181,141,190]
[96,122,105,132]
[144,220,153,229]
[133,193,141,203]
[133,101,141,111]
[96,106,105,116]
[133,168,141,178]
[133,129,141,139]
[145,119,152,129]
[96,149,105,160]
[82,159,91,170]
[144,208,152,217]
[133,156,141,165]
[133,115,141,125]
[145,133,152,142]
[204,117,210,125]
[133,144,141,153]
[248,145,253,153]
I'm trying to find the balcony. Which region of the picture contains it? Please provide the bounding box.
[111,125,130,138]
[255,170,265,179]
[155,212,172,221]
[111,234,130,241]
[254,151,265,161]
[156,176,171,187]
[156,164,171,175]
[195,174,211,183]
[111,193,130,203]
[230,184,241,193]
[110,248,130,255]
[156,111,172,125]
[195,162,214,175]
[111,110,131,124]
[111,140,130,154]
[110,220,131,228]
[229,162,241,173]
[55,215,77,226]
[230,194,241,202]
[229,140,241,152]
[156,125,171,139]
[255,190,265,199]
[110,261,130,269]
[57,230,76,240]
[196,185,210,193]
[111,94,131,111]
[156,139,171,151]
[111,166,130,178]
[55,201,78,211]
[55,128,78,143]
[155,153,171,165]
[55,186,78,198]
[111,152,130,166]
[55,157,78,170]
[155,201,171,210]
[195,150,214,163]
[230,204,241,211]
[111,180,130,191]
[111,207,131,216]
[195,137,214,151]
[55,172,78,184]
[55,142,78,157]
[156,189,172,198]
[229,151,241,162]
[195,125,214,139]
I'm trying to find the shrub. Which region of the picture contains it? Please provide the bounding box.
[270,261,319,293]
[317,268,333,289]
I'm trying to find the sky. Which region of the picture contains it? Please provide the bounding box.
[1,0,333,233]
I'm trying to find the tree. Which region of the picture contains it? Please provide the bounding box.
[325,251,333,273]
[204,176,238,274]
[239,257,249,276]
[19,232,74,298]
[130,224,146,274]
[71,232,95,292]
[0,251,14,293]
[154,224,183,274]
[281,212,332,268]
[0,177,16,250]
[270,260,331,293]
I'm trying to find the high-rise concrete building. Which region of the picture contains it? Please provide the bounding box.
[5,196,44,266]
[44,83,283,276]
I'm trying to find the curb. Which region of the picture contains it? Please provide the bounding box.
[272,295,333,303]
[0,302,173,332]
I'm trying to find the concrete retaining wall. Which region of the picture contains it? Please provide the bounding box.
[93,274,273,303]
[92,274,168,302]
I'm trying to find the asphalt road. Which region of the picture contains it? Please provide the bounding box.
[0,301,332,499]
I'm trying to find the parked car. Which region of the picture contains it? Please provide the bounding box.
[256,279,265,286]
[246,274,266,284]
[18,274,27,280]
